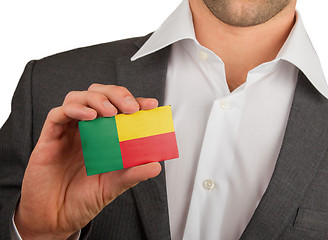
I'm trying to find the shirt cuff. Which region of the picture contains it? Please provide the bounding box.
[11,212,81,240]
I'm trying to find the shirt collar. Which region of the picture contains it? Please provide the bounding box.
[276,12,328,98]
[131,0,328,98]
[131,0,195,61]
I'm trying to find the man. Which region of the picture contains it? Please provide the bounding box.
[1,0,327,239]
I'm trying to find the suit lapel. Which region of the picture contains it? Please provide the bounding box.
[116,39,172,239]
[116,35,169,106]
[115,36,328,240]
[240,71,328,239]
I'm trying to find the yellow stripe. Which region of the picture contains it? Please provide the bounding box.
[115,105,175,142]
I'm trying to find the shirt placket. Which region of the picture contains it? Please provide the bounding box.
[183,47,246,239]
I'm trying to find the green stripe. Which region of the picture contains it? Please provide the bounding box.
[79,117,123,176]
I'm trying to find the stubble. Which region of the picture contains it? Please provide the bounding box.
[203,0,291,27]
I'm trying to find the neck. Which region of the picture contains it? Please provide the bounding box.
[189,0,296,91]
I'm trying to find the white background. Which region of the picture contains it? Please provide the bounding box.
[0,0,327,128]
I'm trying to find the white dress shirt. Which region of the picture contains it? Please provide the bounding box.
[12,0,328,239]
[132,0,328,239]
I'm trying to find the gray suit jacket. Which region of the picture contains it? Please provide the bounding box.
[0,35,328,240]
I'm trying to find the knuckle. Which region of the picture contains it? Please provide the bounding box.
[135,97,144,102]
[88,83,102,91]
[86,91,103,102]
[112,85,129,96]
[64,91,79,103]
[47,106,60,118]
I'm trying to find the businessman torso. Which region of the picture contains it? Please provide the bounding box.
[0,35,328,239]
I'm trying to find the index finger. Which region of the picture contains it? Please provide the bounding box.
[88,84,140,114]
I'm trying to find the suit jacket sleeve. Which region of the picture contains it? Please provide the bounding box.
[0,36,171,239]
[0,61,92,239]
[0,61,35,238]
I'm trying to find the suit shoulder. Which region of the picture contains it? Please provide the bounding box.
[27,34,152,111]
[34,34,151,68]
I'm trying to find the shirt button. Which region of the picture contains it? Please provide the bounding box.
[220,99,230,110]
[203,179,215,190]
[198,51,208,61]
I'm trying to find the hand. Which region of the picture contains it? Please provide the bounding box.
[15,84,161,240]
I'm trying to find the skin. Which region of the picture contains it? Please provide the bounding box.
[203,0,291,27]
[15,0,297,239]
[15,85,162,239]
[190,0,297,91]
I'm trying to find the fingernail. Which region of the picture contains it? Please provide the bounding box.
[148,98,158,106]
[83,107,96,118]
[103,100,114,109]
[124,96,138,106]
[83,107,95,112]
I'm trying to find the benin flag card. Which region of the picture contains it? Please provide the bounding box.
[79,105,179,176]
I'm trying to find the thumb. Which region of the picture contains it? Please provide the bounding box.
[101,162,162,204]
[120,162,162,186]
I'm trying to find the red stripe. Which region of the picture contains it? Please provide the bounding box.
[120,132,179,169]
